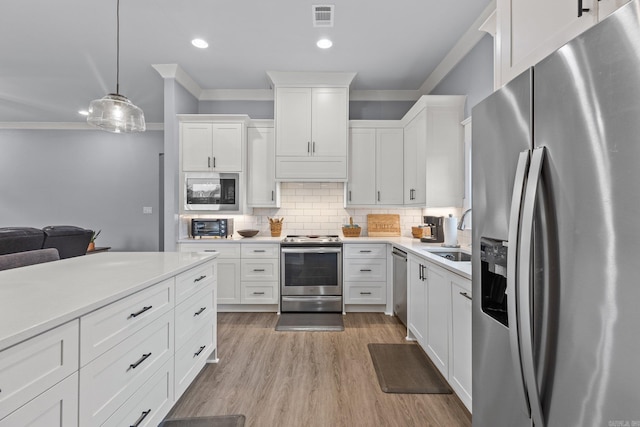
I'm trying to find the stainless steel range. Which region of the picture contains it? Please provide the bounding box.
[280,235,343,313]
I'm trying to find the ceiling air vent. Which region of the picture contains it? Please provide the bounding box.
[313,5,334,27]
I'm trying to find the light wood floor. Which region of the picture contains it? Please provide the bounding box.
[167,312,472,427]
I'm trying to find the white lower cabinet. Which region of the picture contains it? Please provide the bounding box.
[175,321,216,398]
[343,244,388,307]
[450,275,472,411]
[180,242,279,306]
[0,372,78,427]
[102,358,174,427]
[79,310,174,426]
[425,264,450,378]
[406,252,472,411]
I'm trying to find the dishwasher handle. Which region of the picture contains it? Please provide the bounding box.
[392,248,407,259]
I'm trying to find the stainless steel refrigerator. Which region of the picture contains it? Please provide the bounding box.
[472,2,640,426]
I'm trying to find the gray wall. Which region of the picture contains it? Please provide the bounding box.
[430,34,494,117]
[199,101,274,119]
[163,79,198,251]
[0,129,163,251]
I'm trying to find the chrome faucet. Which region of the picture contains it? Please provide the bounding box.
[458,209,472,230]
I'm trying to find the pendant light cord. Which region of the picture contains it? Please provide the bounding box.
[116,0,120,94]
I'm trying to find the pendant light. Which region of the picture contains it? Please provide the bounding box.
[87,0,145,133]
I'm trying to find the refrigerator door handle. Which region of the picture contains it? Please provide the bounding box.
[518,146,546,427]
[506,149,532,417]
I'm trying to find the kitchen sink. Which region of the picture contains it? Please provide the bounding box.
[433,252,472,262]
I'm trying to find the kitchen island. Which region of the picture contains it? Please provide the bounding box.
[0,251,218,427]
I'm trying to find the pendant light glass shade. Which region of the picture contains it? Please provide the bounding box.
[87,0,145,133]
[88,93,145,133]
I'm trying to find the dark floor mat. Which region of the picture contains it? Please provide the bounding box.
[160,415,245,427]
[368,343,452,394]
[275,312,344,331]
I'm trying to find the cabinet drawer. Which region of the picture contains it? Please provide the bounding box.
[0,320,79,420]
[80,279,173,366]
[344,244,387,258]
[79,310,174,427]
[175,284,216,350]
[345,283,386,304]
[175,322,215,399]
[241,243,279,258]
[240,259,278,281]
[344,259,387,281]
[175,261,216,304]
[180,243,241,259]
[102,358,174,427]
[241,283,278,304]
[0,372,78,427]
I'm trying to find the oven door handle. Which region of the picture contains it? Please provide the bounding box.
[281,247,342,254]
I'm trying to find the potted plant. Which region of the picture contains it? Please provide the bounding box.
[88,229,101,251]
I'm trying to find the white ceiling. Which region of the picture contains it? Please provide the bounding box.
[0,0,491,124]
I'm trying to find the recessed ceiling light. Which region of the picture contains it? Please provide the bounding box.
[78,110,89,116]
[317,38,333,49]
[191,38,209,49]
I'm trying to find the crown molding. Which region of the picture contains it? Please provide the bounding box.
[152,64,202,99]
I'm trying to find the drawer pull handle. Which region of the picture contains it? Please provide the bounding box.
[130,409,151,427]
[460,291,473,301]
[253,268,266,272]
[253,249,266,253]
[194,307,207,316]
[129,353,152,370]
[129,305,152,319]
[194,275,207,283]
[204,250,218,253]
[194,345,206,357]
[359,250,372,253]
[253,291,265,295]
[360,292,372,295]
[360,269,372,272]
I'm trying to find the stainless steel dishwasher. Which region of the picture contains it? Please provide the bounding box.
[392,247,408,327]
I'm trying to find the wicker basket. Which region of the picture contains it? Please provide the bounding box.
[270,222,282,237]
[411,226,424,239]
[342,226,361,237]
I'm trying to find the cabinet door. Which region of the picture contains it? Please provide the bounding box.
[426,264,450,378]
[450,277,472,411]
[247,127,277,207]
[403,112,426,205]
[499,0,597,84]
[425,106,463,207]
[311,87,348,157]
[275,87,312,156]
[182,123,213,171]
[598,0,631,19]
[407,255,426,346]
[211,123,242,171]
[347,128,376,205]
[217,259,241,304]
[376,128,404,205]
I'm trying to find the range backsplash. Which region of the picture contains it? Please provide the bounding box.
[180,182,471,246]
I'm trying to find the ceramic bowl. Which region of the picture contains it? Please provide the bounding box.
[237,229,259,238]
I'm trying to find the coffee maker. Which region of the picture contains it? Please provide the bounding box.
[420,216,444,243]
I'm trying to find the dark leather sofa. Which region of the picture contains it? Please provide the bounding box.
[0,226,93,260]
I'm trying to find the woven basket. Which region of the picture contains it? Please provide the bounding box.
[342,226,361,237]
[411,226,424,238]
[270,222,282,237]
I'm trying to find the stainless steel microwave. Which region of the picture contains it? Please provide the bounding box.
[184,172,239,211]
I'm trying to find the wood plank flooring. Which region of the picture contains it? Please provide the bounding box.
[166,312,472,427]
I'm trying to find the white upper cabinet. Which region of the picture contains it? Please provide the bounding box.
[347,126,403,206]
[498,0,631,86]
[401,96,465,208]
[180,116,247,172]
[247,125,279,207]
[269,71,355,181]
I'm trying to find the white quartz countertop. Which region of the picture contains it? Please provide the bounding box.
[0,251,217,351]
[179,235,471,279]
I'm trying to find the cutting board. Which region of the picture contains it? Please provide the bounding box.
[367,214,401,237]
